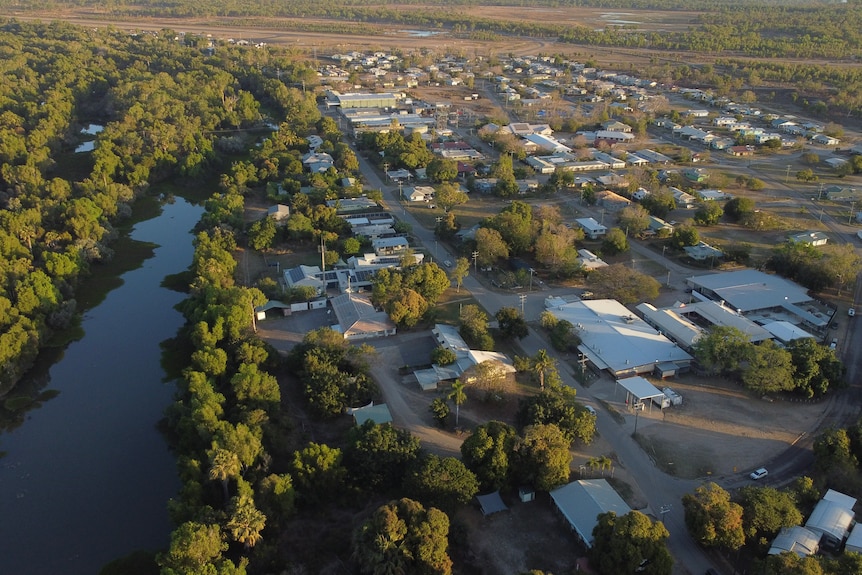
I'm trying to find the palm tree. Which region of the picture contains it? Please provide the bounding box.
[227,495,266,550]
[208,447,241,504]
[448,379,467,427]
[532,349,556,390]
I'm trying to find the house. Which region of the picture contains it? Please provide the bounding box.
[372,236,409,256]
[266,204,290,224]
[596,190,632,211]
[330,292,397,340]
[682,167,707,183]
[648,216,673,234]
[407,185,436,202]
[671,188,697,209]
[601,120,631,133]
[699,189,732,202]
[728,145,755,157]
[632,188,651,201]
[575,217,608,239]
[789,231,828,247]
[683,242,723,262]
[593,130,635,144]
[576,249,608,270]
[811,134,840,146]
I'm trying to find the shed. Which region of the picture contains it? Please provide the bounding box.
[550,479,631,548]
[476,491,509,517]
[615,376,666,410]
[350,403,393,426]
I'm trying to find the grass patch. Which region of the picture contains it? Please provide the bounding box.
[598,399,626,425]
[606,477,637,507]
[633,432,716,479]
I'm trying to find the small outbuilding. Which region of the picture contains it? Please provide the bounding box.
[476,491,509,517]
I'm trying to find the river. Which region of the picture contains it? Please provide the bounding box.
[0,197,203,575]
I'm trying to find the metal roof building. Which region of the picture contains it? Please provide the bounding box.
[550,479,631,548]
[546,299,692,378]
[687,269,827,329]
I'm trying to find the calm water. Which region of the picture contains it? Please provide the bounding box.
[0,198,202,575]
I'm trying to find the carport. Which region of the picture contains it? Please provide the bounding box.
[615,376,665,412]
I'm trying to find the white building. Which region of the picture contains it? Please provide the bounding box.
[575,217,608,239]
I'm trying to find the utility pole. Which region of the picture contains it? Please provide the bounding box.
[472,251,479,272]
[785,164,792,183]
[519,293,527,317]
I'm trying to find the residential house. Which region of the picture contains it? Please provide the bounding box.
[789,231,828,247]
[575,217,608,239]
[266,204,290,224]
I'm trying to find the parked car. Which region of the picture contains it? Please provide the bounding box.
[443,260,452,268]
[584,405,597,417]
[849,308,855,317]
[830,338,838,350]
[750,467,768,480]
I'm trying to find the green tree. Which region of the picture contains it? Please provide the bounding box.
[344,421,421,493]
[495,306,528,340]
[229,363,280,410]
[682,482,745,550]
[694,201,723,225]
[764,553,824,575]
[257,473,295,521]
[427,158,458,183]
[290,442,347,506]
[451,257,470,293]
[601,227,629,255]
[429,398,450,428]
[512,423,572,491]
[517,387,596,445]
[448,379,467,427]
[742,340,794,395]
[617,205,650,236]
[207,447,242,503]
[671,224,700,248]
[226,494,266,550]
[435,182,468,212]
[475,227,510,268]
[386,288,429,328]
[352,498,452,575]
[158,522,230,575]
[590,511,673,575]
[641,188,676,218]
[587,264,660,304]
[247,216,277,251]
[788,337,844,397]
[460,421,518,491]
[431,346,457,366]
[531,349,556,391]
[403,454,479,513]
[460,304,494,350]
[738,486,803,543]
[691,326,753,374]
[725,196,756,222]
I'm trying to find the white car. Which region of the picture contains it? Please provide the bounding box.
[584,405,597,417]
[849,308,855,317]
[443,260,452,268]
[749,467,768,480]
